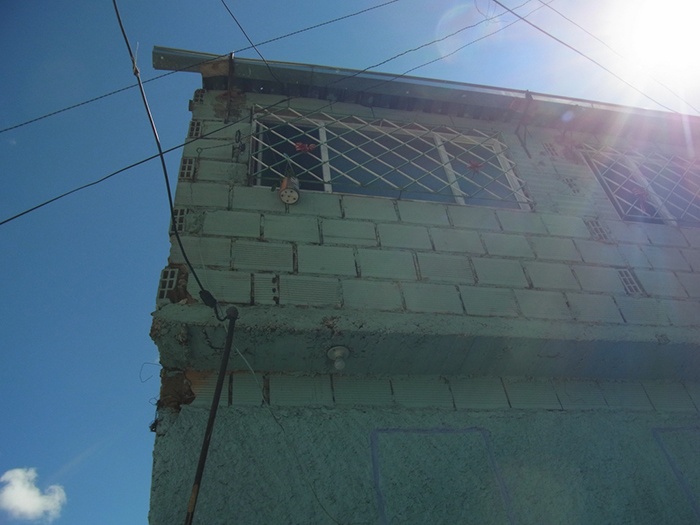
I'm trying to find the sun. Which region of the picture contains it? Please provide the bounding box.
[610,0,700,83]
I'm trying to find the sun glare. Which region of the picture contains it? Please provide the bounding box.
[612,0,700,82]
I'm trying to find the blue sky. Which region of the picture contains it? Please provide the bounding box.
[1,0,699,523]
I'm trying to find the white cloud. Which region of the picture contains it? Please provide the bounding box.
[0,468,66,522]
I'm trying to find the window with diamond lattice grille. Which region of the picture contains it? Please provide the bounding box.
[580,143,700,226]
[250,107,531,209]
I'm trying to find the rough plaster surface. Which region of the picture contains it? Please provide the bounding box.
[149,406,700,524]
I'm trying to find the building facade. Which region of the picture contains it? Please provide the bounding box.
[149,46,700,524]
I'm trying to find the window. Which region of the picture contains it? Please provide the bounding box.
[170,209,186,234]
[192,89,205,104]
[581,143,700,225]
[188,120,202,139]
[157,268,178,300]
[250,107,531,210]
[179,158,196,181]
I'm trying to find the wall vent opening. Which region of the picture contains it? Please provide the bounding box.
[179,158,196,181]
[584,218,610,241]
[618,269,644,295]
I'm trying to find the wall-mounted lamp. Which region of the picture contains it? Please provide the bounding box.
[327,346,349,371]
[278,176,300,204]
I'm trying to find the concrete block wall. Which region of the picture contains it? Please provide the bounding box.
[160,91,700,333]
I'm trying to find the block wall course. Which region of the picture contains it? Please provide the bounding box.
[447,206,500,230]
[461,286,519,317]
[641,224,689,247]
[481,233,534,258]
[185,269,251,304]
[289,192,342,218]
[540,214,591,238]
[503,379,562,409]
[634,270,688,298]
[357,249,417,280]
[202,211,260,238]
[472,258,528,287]
[553,380,607,409]
[230,373,263,406]
[341,279,403,311]
[231,186,285,212]
[170,236,231,268]
[615,296,670,326]
[496,210,547,234]
[322,219,377,246]
[430,228,484,254]
[640,245,691,271]
[195,160,244,182]
[618,244,652,268]
[183,139,233,161]
[174,182,229,208]
[530,237,582,262]
[397,201,450,226]
[391,377,453,408]
[605,220,650,244]
[278,275,341,306]
[402,282,463,314]
[681,250,700,272]
[269,375,333,406]
[332,376,393,405]
[566,293,623,323]
[642,382,696,411]
[661,300,700,327]
[342,195,398,221]
[232,241,293,272]
[297,245,357,276]
[253,273,278,305]
[514,289,572,320]
[378,223,432,250]
[449,377,509,409]
[416,253,474,283]
[676,272,700,298]
[264,215,320,243]
[525,262,580,290]
[573,266,627,294]
[681,228,700,249]
[574,240,626,266]
[598,381,653,410]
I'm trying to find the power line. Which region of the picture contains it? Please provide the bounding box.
[536,0,700,116]
[0,0,404,135]
[490,0,678,113]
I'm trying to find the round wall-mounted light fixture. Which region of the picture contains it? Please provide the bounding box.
[278,176,300,204]
[327,346,349,370]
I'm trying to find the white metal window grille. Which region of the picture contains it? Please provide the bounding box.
[157,268,179,300]
[618,269,644,295]
[580,143,700,225]
[170,209,186,234]
[250,107,531,209]
[192,89,205,104]
[188,120,202,139]
[179,158,196,181]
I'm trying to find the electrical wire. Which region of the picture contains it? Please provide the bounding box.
[490,0,678,113]
[0,0,404,135]
[536,0,700,116]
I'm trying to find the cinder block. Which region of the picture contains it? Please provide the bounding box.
[297,245,356,276]
[682,250,700,272]
[574,240,626,266]
[514,290,571,320]
[230,373,264,406]
[397,201,450,226]
[681,228,700,249]
[615,296,670,325]
[186,269,251,304]
[573,266,627,294]
[253,273,278,305]
[402,282,463,314]
[332,376,393,405]
[682,382,700,410]
[357,249,417,279]
[184,139,232,161]
[174,182,229,208]
[391,377,453,408]
[279,275,341,306]
[641,246,691,271]
[450,377,509,409]
[447,206,500,230]
[342,280,403,311]
[417,253,473,283]
[269,375,333,406]
[231,185,285,212]
[553,380,607,409]
[641,223,689,247]
[643,382,696,411]
[634,270,688,298]
[599,381,652,410]
[618,244,652,268]
[472,258,528,287]
[289,191,342,217]
[496,210,547,234]
[525,262,579,290]
[605,220,650,244]
[566,293,623,323]
[430,228,484,254]
[342,195,397,221]
[264,215,319,243]
[170,236,231,268]
[232,241,292,272]
[677,272,700,298]
[541,214,591,238]
[378,223,432,250]
[461,286,518,317]
[661,299,700,327]
[188,372,227,407]
[503,379,561,409]
[530,237,581,262]
[323,219,377,246]
[196,160,242,182]
[203,210,260,237]
[481,233,534,258]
